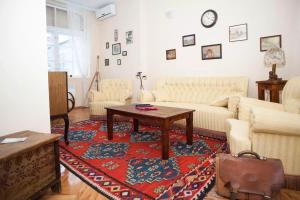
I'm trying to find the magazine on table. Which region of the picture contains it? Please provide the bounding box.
[135,104,158,110]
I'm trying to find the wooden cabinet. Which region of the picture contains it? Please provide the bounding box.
[48,72,69,144]
[0,131,61,200]
[256,80,287,103]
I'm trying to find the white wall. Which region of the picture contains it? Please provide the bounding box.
[96,0,142,99]
[0,0,50,135]
[97,0,300,99]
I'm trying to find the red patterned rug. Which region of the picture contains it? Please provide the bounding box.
[52,120,227,200]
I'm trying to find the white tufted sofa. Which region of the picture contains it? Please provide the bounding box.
[140,76,249,132]
[89,79,133,118]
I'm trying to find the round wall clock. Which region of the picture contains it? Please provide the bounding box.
[201,9,218,28]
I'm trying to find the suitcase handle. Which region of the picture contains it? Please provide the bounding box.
[237,151,261,160]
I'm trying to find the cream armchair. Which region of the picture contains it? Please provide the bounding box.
[89,79,133,118]
[226,76,300,176]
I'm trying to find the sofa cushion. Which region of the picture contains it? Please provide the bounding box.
[148,101,234,131]
[152,90,170,102]
[210,96,229,107]
[148,101,228,112]
[89,101,124,116]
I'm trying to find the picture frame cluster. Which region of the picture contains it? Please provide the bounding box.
[104,30,133,67]
[165,22,282,61]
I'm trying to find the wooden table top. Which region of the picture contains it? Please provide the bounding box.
[0,130,61,160]
[256,80,287,85]
[105,105,195,119]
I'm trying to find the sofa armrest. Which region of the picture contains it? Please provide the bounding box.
[88,90,106,102]
[250,107,300,137]
[139,90,154,102]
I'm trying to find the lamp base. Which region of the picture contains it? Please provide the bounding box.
[268,64,281,80]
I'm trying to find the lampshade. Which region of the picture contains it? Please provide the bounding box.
[264,46,286,68]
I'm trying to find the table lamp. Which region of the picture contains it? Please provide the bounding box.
[264,46,285,80]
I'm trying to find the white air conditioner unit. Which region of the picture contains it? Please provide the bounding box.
[96,4,116,21]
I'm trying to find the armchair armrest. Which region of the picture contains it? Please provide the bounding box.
[238,97,284,121]
[139,90,154,102]
[250,107,300,137]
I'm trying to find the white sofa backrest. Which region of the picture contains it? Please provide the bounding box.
[100,79,132,101]
[155,76,248,104]
[282,76,300,114]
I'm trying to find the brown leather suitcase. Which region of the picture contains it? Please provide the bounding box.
[216,151,285,200]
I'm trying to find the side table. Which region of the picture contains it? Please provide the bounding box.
[256,80,287,103]
[0,131,61,200]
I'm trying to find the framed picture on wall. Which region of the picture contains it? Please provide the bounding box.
[126,31,133,44]
[229,23,248,42]
[122,51,127,56]
[105,59,109,66]
[201,44,222,60]
[117,59,121,65]
[166,49,176,60]
[112,43,121,55]
[105,42,109,49]
[182,34,196,47]
[260,35,282,51]
[114,29,118,42]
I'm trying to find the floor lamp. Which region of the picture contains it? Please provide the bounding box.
[88,55,101,92]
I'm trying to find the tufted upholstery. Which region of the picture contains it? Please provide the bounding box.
[140,76,249,131]
[89,79,133,116]
[226,76,300,176]
[154,77,248,104]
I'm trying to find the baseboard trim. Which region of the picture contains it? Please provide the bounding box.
[285,175,300,191]
[74,106,88,109]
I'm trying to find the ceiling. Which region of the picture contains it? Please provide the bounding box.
[66,0,115,9]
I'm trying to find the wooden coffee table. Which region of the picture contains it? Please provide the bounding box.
[105,105,195,160]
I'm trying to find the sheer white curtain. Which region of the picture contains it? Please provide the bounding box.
[67,5,90,78]
[67,5,91,106]
[46,0,92,106]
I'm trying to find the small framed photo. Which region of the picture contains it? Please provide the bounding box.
[114,29,118,42]
[201,44,222,60]
[260,35,282,52]
[182,34,196,47]
[229,23,248,42]
[105,59,109,66]
[166,49,176,60]
[122,51,127,56]
[112,43,121,55]
[105,42,109,49]
[117,59,121,65]
[126,31,133,44]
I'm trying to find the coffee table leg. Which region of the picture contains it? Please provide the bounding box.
[186,113,193,145]
[107,110,113,140]
[161,120,170,160]
[133,118,139,132]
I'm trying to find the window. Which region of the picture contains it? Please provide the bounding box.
[46,5,89,77]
